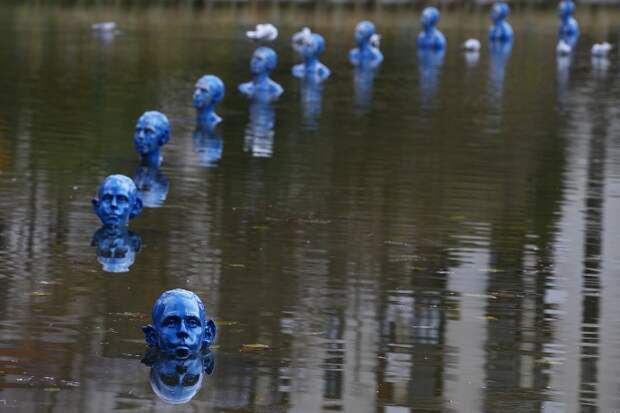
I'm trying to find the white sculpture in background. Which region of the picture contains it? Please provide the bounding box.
[246,23,278,42]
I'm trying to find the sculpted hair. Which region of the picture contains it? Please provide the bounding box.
[152,289,206,324]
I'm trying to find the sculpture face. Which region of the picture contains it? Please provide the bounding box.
[301,34,324,60]
[250,47,277,75]
[421,7,440,30]
[134,111,170,156]
[355,21,375,45]
[193,75,225,110]
[92,175,142,227]
[143,289,217,358]
[491,3,509,22]
[558,0,575,19]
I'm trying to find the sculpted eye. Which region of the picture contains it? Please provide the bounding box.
[117,195,128,203]
[164,316,179,327]
[187,317,200,327]
[102,194,113,202]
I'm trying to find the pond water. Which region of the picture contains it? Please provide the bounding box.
[0,3,620,412]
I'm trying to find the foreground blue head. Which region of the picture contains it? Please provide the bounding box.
[193,75,225,111]
[491,2,510,23]
[92,174,143,227]
[143,351,215,405]
[421,7,440,30]
[355,20,376,46]
[134,111,171,161]
[143,289,217,358]
[251,47,278,75]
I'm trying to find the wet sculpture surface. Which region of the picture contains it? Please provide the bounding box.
[193,75,225,129]
[143,289,217,358]
[239,47,283,102]
[91,226,141,273]
[142,349,215,405]
[134,111,171,167]
[558,0,579,46]
[488,2,514,43]
[133,165,169,208]
[292,30,331,82]
[92,174,143,227]
[349,20,383,68]
[417,7,446,51]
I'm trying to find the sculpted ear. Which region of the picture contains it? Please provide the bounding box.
[202,320,217,349]
[130,197,143,220]
[142,325,158,347]
[159,130,171,146]
[203,352,215,375]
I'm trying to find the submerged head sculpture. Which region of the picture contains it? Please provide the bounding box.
[239,47,283,100]
[417,7,446,51]
[193,75,225,127]
[350,20,383,68]
[489,2,513,42]
[292,30,330,81]
[92,174,143,227]
[134,111,171,166]
[251,47,278,75]
[142,350,215,405]
[558,0,579,41]
[143,289,217,358]
[355,21,376,46]
[558,0,575,19]
[92,225,141,273]
[491,2,510,23]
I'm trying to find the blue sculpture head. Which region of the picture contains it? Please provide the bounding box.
[491,2,510,23]
[134,111,171,163]
[143,350,215,405]
[193,75,225,111]
[92,174,143,227]
[143,289,217,358]
[558,0,575,19]
[421,7,440,31]
[355,20,376,46]
[250,47,278,75]
[92,225,141,273]
[301,33,325,61]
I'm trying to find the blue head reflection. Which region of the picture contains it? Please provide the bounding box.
[489,3,514,43]
[300,76,324,130]
[142,349,215,405]
[292,30,331,82]
[143,289,216,358]
[134,111,171,167]
[417,48,445,108]
[193,124,223,167]
[244,97,276,158]
[91,225,141,273]
[239,47,283,102]
[133,166,169,208]
[350,20,383,68]
[558,0,579,46]
[193,75,225,128]
[488,40,513,105]
[92,174,143,227]
[417,7,446,51]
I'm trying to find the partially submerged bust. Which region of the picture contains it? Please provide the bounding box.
[142,349,215,405]
[417,7,446,51]
[143,289,217,358]
[239,47,283,102]
[292,29,331,82]
[134,111,171,167]
[488,2,514,43]
[92,174,143,227]
[193,75,225,128]
[349,20,383,68]
[558,0,579,45]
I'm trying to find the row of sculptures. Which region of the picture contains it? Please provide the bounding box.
[88,1,594,404]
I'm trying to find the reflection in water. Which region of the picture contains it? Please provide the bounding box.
[464,50,480,68]
[91,226,141,273]
[133,165,169,208]
[488,40,512,106]
[591,56,610,77]
[417,49,445,108]
[300,77,324,130]
[193,124,223,167]
[244,97,275,158]
[142,349,215,405]
[354,66,377,113]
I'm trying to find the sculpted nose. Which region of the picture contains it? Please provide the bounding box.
[177,321,189,338]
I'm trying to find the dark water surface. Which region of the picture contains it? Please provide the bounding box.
[1,3,620,412]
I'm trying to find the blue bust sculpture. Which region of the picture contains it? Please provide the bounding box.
[143,289,217,358]
[91,225,141,273]
[193,75,225,128]
[142,349,215,405]
[558,0,579,45]
[239,47,283,101]
[133,165,169,208]
[194,124,223,167]
[134,111,171,167]
[417,7,446,51]
[488,2,513,43]
[292,30,331,82]
[349,20,383,68]
[92,174,143,227]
